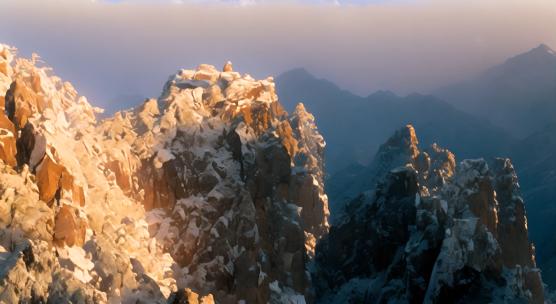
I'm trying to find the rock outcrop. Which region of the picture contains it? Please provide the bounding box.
[0,44,180,303]
[0,43,329,303]
[0,42,543,304]
[97,62,330,303]
[314,125,544,303]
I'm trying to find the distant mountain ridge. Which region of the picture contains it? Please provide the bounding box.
[435,43,556,138]
[276,67,514,175]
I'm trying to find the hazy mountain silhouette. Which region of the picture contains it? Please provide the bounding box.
[276,68,514,175]
[436,44,556,138]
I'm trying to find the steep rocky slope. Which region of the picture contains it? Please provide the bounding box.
[0,42,545,303]
[314,125,545,303]
[0,44,329,303]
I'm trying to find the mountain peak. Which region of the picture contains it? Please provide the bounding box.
[384,124,419,156]
[508,43,556,63]
[277,67,316,82]
[316,125,544,303]
[533,43,555,55]
[0,46,330,303]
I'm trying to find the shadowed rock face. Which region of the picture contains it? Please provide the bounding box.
[328,125,455,223]
[314,125,544,304]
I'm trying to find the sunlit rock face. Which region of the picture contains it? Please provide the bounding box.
[0,44,179,303]
[1,40,539,304]
[98,62,330,303]
[314,125,544,303]
[0,44,329,303]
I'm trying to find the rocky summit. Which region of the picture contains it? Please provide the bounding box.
[0,44,328,303]
[0,43,545,304]
[314,125,544,303]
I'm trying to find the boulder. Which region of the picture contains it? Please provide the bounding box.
[4,79,43,129]
[222,61,233,72]
[53,205,86,247]
[35,153,65,206]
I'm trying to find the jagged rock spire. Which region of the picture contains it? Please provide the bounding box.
[315,125,544,304]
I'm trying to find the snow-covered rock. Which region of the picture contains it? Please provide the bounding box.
[1,41,537,304]
[0,43,329,303]
[97,61,330,303]
[314,125,544,303]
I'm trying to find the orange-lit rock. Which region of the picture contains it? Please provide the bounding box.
[36,153,64,206]
[237,103,273,135]
[60,168,85,206]
[31,71,42,93]
[0,46,10,60]
[0,47,10,77]
[0,44,181,303]
[193,69,218,82]
[105,160,132,193]
[72,184,85,207]
[0,61,7,77]
[222,61,233,72]
[4,79,42,128]
[0,112,17,166]
[35,151,85,207]
[53,204,86,247]
[276,120,298,157]
[0,132,17,167]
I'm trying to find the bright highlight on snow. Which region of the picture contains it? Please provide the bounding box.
[0,0,554,302]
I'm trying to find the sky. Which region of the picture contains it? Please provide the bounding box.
[0,0,555,112]
[98,0,404,4]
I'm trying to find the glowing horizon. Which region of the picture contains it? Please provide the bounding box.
[1,0,554,112]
